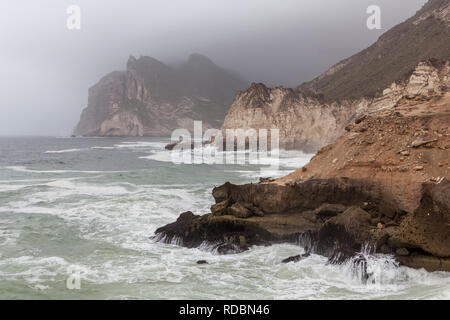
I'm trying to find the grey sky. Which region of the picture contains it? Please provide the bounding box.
[0,0,427,136]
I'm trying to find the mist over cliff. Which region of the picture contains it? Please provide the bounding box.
[222,0,450,151]
[74,54,247,136]
[0,0,427,135]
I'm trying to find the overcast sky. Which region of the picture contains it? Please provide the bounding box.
[0,0,427,136]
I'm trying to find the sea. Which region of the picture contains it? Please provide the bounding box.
[0,136,448,299]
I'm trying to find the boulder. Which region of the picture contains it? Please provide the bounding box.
[314,203,347,220]
[211,199,229,216]
[228,202,252,218]
[316,207,372,258]
[281,252,311,263]
[389,179,450,258]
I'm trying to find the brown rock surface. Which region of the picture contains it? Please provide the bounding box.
[221,60,450,151]
[155,86,450,271]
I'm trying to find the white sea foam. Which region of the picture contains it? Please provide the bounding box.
[43,180,132,195]
[44,148,82,154]
[1,138,449,299]
[5,166,125,174]
[0,184,30,192]
[114,141,167,149]
[91,146,115,150]
[140,151,172,162]
[140,147,313,170]
[0,228,20,246]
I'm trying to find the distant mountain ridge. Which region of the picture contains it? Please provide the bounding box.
[297,0,450,101]
[74,54,248,136]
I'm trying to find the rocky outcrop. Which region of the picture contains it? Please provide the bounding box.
[221,84,365,151]
[74,54,248,136]
[221,60,450,151]
[152,1,450,272]
[155,86,450,272]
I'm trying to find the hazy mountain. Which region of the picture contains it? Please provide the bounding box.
[74,54,248,136]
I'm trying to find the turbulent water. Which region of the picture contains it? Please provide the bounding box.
[0,136,449,300]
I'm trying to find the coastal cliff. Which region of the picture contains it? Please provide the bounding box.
[154,1,450,272]
[221,0,450,151]
[155,68,450,271]
[222,60,450,151]
[74,54,247,136]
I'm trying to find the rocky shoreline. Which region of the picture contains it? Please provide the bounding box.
[155,178,449,272]
[154,83,450,272]
[153,1,450,273]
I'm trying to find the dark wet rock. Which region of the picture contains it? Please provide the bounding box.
[216,243,247,254]
[282,252,311,263]
[314,203,347,220]
[165,140,180,150]
[348,254,372,282]
[315,207,372,258]
[154,179,450,272]
[396,248,410,256]
[165,139,195,150]
[196,260,208,264]
[282,255,302,263]
[154,211,198,245]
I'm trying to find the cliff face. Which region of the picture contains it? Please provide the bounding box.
[222,85,366,151]
[155,66,450,271]
[74,54,248,136]
[222,0,450,151]
[222,60,450,151]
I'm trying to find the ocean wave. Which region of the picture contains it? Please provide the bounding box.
[0,184,31,192]
[4,166,125,174]
[44,148,82,154]
[114,141,168,149]
[91,146,115,150]
[43,180,134,195]
[140,147,313,168]
[233,169,294,179]
[139,151,172,162]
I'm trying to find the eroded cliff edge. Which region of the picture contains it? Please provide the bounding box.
[222,60,450,151]
[155,66,450,272]
[222,0,450,151]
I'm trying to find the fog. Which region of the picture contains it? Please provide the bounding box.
[0,0,426,135]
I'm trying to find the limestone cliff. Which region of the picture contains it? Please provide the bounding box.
[222,0,450,151]
[74,54,248,136]
[155,72,450,271]
[222,60,449,151]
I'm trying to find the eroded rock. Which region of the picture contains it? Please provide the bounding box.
[154,178,450,272]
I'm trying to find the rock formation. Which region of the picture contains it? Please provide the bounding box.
[74,54,248,136]
[221,0,450,151]
[152,0,450,272]
[222,60,449,151]
[154,61,450,272]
